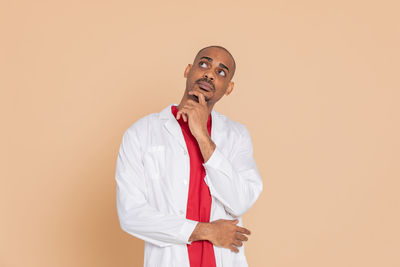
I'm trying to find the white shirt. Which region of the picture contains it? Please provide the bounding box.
[115,104,263,267]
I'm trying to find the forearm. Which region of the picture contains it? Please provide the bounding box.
[203,148,262,217]
[195,132,216,162]
[117,186,199,247]
[202,126,263,217]
[189,219,252,253]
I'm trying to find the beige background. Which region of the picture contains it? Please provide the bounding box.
[1,0,399,266]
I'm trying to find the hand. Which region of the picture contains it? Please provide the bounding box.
[176,91,210,139]
[208,219,251,253]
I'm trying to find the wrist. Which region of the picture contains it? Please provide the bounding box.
[189,222,213,242]
[193,129,210,142]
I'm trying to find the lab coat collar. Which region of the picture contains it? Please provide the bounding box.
[160,104,219,150]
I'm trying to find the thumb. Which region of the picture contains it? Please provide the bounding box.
[231,219,239,224]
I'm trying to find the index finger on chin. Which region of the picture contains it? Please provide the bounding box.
[198,92,206,105]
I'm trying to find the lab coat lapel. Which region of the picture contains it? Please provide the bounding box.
[160,104,221,150]
[161,104,186,149]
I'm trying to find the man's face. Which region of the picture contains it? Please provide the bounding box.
[184,47,235,107]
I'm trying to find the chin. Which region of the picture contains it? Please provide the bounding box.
[188,93,210,103]
[188,94,199,103]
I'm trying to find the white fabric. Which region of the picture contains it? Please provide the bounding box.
[115,104,263,267]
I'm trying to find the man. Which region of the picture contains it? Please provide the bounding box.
[115,45,263,267]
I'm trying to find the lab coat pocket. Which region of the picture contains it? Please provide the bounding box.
[143,145,166,180]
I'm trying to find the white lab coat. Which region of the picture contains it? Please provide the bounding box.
[115,104,263,267]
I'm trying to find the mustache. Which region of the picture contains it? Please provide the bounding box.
[195,78,215,92]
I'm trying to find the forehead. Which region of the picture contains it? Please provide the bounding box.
[194,47,234,70]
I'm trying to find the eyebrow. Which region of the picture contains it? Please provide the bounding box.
[200,56,230,73]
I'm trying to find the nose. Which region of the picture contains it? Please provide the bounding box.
[204,71,214,81]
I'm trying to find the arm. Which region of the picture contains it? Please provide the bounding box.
[202,124,263,217]
[115,124,198,247]
[176,92,263,218]
[189,219,251,253]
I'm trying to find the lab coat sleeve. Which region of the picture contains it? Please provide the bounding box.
[203,124,263,217]
[115,125,198,247]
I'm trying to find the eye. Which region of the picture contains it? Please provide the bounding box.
[218,69,226,77]
[199,62,207,68]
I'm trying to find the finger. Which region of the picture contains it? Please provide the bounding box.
[180,103,195,111]
[231,219,239,224]
[235,233,249,241]
[183,113,188,122]
[198,92,206,105]
[186,97,198,103]
[185,100,198,108]
[229,245,239,253]
[177,108,190,121]
[236,226,251,235]
[189,91,206,105]
[232,240,243,247]
[179,107,191,115]
[177,110,189,120]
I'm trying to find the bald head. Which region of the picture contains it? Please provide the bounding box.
[194,45,236,79]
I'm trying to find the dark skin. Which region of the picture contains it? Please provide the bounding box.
[175,47,251,253]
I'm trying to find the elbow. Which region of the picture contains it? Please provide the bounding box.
[226,186,263,217]
[224,200,255,217]
[226,206,250,218]
[119,222,132,236]
[117,209,139,239]
[119,221,171,248]
[119,218,135,237]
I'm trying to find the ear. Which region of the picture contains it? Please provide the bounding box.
[184,64,192,78]
[224,81,234,96]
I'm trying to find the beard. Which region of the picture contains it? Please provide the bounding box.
[189,93,200,103]
[188,91,210,103]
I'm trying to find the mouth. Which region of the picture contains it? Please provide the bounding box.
[196,80,214,92]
